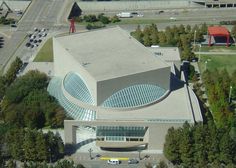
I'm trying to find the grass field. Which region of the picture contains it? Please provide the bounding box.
[34,38,53,62]
[198,54,236,74]
[200,45,236,52]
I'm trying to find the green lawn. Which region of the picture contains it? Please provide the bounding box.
[111,18,171,25]
[195,45,236,52]
[198,54,236,74]
[34,38,53,62]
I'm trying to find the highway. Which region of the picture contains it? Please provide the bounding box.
[0,0,66,73]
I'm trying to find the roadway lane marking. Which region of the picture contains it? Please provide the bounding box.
[100,157,129,160]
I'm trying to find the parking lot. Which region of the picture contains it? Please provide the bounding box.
[25,27,48,49]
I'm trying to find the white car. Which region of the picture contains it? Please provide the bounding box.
[107,159,120,165]
[170,17,177,21]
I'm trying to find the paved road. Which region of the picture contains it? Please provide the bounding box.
[0,0,66,73]
[70,152,161,168]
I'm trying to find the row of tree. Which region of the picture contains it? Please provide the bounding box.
[131,23,207,61]
[202,69,236,128]
[164,121,236,168]
[5,159,85,168]
[131,24,236,61]
[81,13,120,24]
[0,57,23,100]
[5,128,64,162]
[1,70,66,129]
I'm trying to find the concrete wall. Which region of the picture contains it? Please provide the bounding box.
[76,1,199,12]
[53,38,98,103]
[64,120,184,150]
[96,67,170,105]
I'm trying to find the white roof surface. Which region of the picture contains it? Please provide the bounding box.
[55,27,169,81]
[148,47,181,62]
[97,77,202,123]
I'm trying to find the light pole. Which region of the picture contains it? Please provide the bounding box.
[138,149,142,160]
[194,30,197,49]
[204,61,208,71]
[205,59,211,71]
[229,85,233,103]
[88,148,93,160]
[198,44,201,62]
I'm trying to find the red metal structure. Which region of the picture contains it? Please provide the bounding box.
[208,26,230,47]
[69,18,76,33]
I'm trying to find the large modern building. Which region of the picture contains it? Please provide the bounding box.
[48,27,202,151]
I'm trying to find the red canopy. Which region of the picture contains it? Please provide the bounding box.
[208,26,230,36]
[208,26,230,47]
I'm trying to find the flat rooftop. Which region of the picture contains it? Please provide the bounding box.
[55,27,169,81]
[148,47,181,62]
[97,76,202,123]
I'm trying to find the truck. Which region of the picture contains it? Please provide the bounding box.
[116,12,132,18]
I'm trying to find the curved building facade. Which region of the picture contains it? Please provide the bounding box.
[48,27,202,150]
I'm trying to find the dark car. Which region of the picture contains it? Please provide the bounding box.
[158,10,164,14]
[11,24,17,28]
[38,39,42,43]
[25,42,31,47]
[128,159,139,164]
[131,12,138,15]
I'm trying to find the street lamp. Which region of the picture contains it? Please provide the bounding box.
[138,149,142,160]
[194,30,197,49]
[198,44,202,62]
[229,85,233,103]
[204,61,208,71]
[205,59,211,71]
[88,148,93,160]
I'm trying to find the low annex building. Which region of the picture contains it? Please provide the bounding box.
[48,27,202,151]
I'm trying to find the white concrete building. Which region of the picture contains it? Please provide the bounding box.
[48,27,202,151]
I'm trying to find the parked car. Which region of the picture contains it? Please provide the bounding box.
[25,42,31,47]
[107,159,121,165]
[128,159,139,164]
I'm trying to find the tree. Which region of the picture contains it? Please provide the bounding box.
[0,76,6,100]
[219,131,234,164]
[192,123,208,167]
[179,123,193,167]
[231,25,236,38]
[131,25,143,43]
[36,131,49,162]
[158,32,166,45]
[46,131,64,162]
[200,23,208,34]
[5,128,25,161]
[164,127,181,164]
[1,70,65,129]
[157,160,168,168]
[186,25,191,34]
[23,130,37,161]
[83,15,97,22]
[98,14,110,24]
[110,15,120,23]
[143,34,151,46]
[4,57,23,86]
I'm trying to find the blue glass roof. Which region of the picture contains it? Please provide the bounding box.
[63,72,94,105]
[47,77,96,121]
[102,84,166,108]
